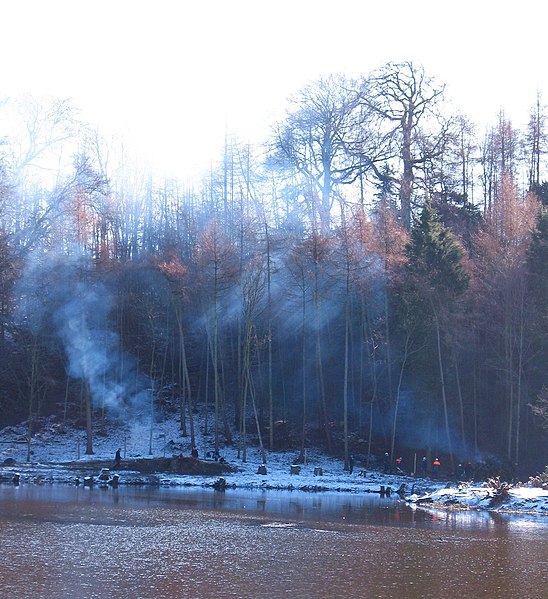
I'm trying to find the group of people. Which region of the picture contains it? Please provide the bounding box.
[381,452,474,479]
[380,452,443,478]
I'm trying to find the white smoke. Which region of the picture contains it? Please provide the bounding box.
[17,248,151,418]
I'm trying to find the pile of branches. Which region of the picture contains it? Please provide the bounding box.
[486,475,511,490]
[528,465,548,490]
[486,476,511,506]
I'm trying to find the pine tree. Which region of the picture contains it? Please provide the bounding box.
[406,199,469,298]
[527,207,548,418]
[402,199,469,463]
[530,181,548,207]
[528,207,548,312]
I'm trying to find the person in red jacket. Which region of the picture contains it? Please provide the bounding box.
[432,457,441,477]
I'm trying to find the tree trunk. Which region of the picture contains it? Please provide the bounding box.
[390,332,411,464]
[399,117,414,229]
[213,259,220,455]
[266,223,274,451]
[515,290,525,468]
[452,351,466,448]
[84,381,94,455]
[299,282,307,462]
[314,285,332,453]
[343,263,350,470]
[174,301,195,448]
[26,342,38,462]
[434,312,453,469]
[249,369,267,465]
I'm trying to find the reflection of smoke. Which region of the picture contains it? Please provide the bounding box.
[18,249,150,417]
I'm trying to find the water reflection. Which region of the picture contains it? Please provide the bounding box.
[2,484,545,532]
[0,485,546,598]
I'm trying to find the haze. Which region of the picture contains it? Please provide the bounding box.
[2,0,546,178]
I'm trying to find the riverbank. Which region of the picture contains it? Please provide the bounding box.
[0,416,547,515]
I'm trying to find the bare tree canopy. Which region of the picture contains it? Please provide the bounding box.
[360,61,449,229]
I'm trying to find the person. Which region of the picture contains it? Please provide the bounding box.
[383,452,390,473]
[421,456,428,476]
[455,462,465,479]
[464,461,473,480]
[191,446,198,459]
[395,456,403,473]
[114,448,121,469]
[349,454,354,475]
[432,457,441,477]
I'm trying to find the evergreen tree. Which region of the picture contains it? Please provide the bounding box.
[530,181,548,207]
[527,207,548,415]
[401,199,469,461]
[406,199,469,298]
[528,207,548,312]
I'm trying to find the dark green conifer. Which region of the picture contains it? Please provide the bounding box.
[526,207,548,416]
[405,198,469,298]
[527,207,548,312]
[400,199,469,462]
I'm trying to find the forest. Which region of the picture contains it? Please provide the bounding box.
[0,61,547,476]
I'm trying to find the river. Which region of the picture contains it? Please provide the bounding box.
[0,485,546,598]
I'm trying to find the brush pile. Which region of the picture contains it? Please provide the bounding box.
[528,466,548,490]
[486,476,511,506]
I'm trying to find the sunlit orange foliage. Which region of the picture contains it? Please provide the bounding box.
[369,204,409,271]
[487,173,539,247]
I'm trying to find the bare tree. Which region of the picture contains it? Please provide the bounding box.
[472,175,540,465]
[239,257,267,464]
[526,93,548,189]
[361,61,448,229]
[3,95,79,188]
[270,75,365,232]
[156,251,196,448]
[284,238,312,462]
[196,219,237,454]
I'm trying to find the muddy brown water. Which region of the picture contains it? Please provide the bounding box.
[0,485,546,598]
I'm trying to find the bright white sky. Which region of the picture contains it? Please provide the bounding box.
[2,0,547,180]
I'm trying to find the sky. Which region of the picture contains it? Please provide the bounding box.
[2,0,548,180]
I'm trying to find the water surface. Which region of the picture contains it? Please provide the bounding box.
[0,485,546,598]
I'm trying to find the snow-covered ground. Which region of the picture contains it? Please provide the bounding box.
[413,484,548,514]
[1,414,547,516]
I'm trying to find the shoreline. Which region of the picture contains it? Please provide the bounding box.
[1,416,546,517]
[1,458,547,518]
